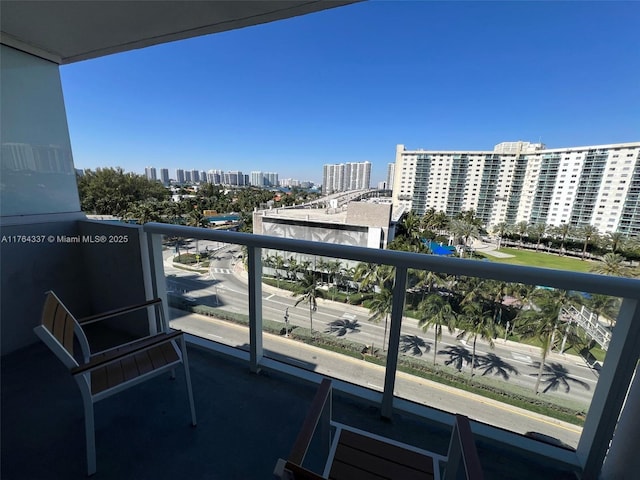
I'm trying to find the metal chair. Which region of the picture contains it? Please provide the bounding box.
[34,291,196,476]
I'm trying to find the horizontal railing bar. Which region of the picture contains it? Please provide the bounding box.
[144,223,640,299]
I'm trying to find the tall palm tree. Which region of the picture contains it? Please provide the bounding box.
[529,223,547,251]
[274,254,285,288]
[418,294,457,365]
[402,211,424,250]
[605,232,626,254]
[367,286,393,351]
[450,219,479,250]
[515,289,568,394]
[293,272,322,334]
[457,303,498,376]
[354,262,377,292]
[553,223,573,255]
[492,221,510,248]
[579,224,599,260]
[515,221,529,248]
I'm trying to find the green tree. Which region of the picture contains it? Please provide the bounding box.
[579,224,599,260]
[367,287,393,351]
[529,223,547,251]
[553,223,573,255]
[585,293,621,327]
[605,232,626,254]
[187,206,210,228]
[492,222,510,248]
[515,221,529,248]
[418,294,457,365]
[457,303,498,376]
[515,289,569,394]
[450,219,479,250]
[590,253,632,277]
[123,199,163,224]
[77,167,169,216]
[293,272,323,334]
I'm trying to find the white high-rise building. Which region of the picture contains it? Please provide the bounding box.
[145,166,157,181]
[386,163,395,191]
[322,161,371,194]
[160,168,170,185]
[392,142,640,235]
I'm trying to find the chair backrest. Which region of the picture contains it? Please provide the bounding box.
[35,291,90,369]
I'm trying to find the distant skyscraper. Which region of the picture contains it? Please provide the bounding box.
[176,169,185,184]
[386,163,394,191]
[145,166,157,181]
[207,169,222,184]
[250,171,265,186]
[160,168,170,185]
[191,169,199,183]
[266,172,279,187]
[322,161,371,194]
[185,171,192,182]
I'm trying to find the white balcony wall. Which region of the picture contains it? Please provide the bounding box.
[0,45,79,216]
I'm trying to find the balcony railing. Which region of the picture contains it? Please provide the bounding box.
[143,222,640,478]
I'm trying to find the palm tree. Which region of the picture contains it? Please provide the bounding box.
[402,211,424,250]
[591,252,631,277]
[579,224,599,260]
[353,262,377,292]
[553,223,572,255]
[605,232,626,254]
[418,294,457,365]
[273,254,285,288]
[367,286,393,351]
[585,293,621,327]
[492,221,510,248]
[187,206,210,228]
[457,303,498,376]
[293,272,322,334]
[515,289,568,394]
[529,223,547,251]
[515,221,529,248]
[449,219,479,253]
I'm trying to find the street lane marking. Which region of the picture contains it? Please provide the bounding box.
[512,352,533,363]
[206,333,222,339]
[265,294,275,300]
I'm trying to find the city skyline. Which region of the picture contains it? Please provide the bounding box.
[60,2,640,184]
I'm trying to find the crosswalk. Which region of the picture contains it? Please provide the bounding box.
[210,267,232,275]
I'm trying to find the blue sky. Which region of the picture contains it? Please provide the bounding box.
[61,1,640,185]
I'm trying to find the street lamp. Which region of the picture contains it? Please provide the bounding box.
[284,307,290,337]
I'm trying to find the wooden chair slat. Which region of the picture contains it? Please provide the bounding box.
[338,429,434,474]
[329,459,388,480]
[42,293,58,331]
[332,443,432,480]
[91,367,109,395]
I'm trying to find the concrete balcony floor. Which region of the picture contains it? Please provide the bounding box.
[2,339,581,479]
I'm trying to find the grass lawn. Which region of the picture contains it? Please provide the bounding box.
[480,248,594,272]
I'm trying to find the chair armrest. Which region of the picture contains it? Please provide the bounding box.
[77,298,162,325]
[71,330,183,375]
[288,378,332,465]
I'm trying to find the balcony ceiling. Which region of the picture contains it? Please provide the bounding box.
[0,0,356,64]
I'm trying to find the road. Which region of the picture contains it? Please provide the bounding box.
[162,240,596,447]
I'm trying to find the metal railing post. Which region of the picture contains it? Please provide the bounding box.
[381,266,407,419]
[247,245,263,373]
[146,231,168,332]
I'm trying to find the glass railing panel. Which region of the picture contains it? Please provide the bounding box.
[259,249,388,391]
[394,273,614,449]
[163,235,250,349]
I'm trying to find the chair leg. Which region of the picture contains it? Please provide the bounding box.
[83,395,97,476]
[179,336,197,426]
